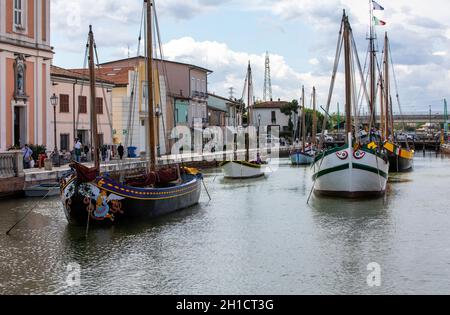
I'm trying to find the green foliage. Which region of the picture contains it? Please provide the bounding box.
[28,144,47,161]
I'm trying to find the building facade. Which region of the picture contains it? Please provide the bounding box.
[0,0,53,151]
[252,100,290,133]
[50,66,114,154]
[96,57,212,155]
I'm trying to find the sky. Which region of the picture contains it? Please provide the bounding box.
[51,0,450,114]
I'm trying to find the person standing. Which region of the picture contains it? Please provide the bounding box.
[74,139,82,163]
[118,143,124,160]
[22,144,33,169]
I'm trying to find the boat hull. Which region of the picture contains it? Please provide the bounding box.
[312,140,389,198]
[384,142,414,172]
[221,161,265,179]
[290,151,315,165]
[60,174,202,226]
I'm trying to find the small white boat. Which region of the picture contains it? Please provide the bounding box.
[25,183,60,198]
[221,161,265,179]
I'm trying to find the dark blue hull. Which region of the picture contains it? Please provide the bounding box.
[60,174,202,226]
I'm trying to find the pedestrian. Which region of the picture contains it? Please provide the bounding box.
[74,138,82,163]
[22,144,33,169]
[118,143,124,160]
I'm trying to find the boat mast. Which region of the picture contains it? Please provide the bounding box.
[246,61,252,162]
[146,0,157,171]
[369,0,376,128]
[312,86,317,147]
[344,14,352,140]
[88,25,100,172]
[384,32,390,139]
[301,85,306,151]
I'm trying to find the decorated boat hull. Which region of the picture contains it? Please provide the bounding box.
[60,173,202,226]
[384,142,414,172]
[313,135,389,198]
[220,161,265,179]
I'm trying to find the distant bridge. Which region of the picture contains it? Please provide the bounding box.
[360,114,447,125]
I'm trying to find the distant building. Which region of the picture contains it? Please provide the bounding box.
[252,100,290,133]
[84,57,212,155]
[0,0,53,151]
[207,93,242,128]
[50,66,114,153]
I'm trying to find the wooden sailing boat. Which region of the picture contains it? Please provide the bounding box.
[312,12,389,198]
[221,62,265,179]
[290,86,317,165]
[60,0,202,226]
[381,33,414,172]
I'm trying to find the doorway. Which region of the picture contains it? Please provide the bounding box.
[13,106,26,148]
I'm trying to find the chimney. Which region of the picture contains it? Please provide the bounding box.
[270,98,273,102]
[180,89,183,96]
[278,98,280,102]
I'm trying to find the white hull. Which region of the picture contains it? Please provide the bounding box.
[221,161,265,179]
[313,135,389,197]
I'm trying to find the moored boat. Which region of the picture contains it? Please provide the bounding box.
[220,161,264,179]
[313,135,389,198]
[312,11,389,198]
[60,1,202,226]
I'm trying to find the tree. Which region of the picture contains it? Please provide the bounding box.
[280,100,299,135]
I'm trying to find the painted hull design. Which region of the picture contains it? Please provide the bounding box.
[60,173,202,226]
[313,137,389,198]
[384,142,414,172]
[290,150,316,165]
[221,161,265,179]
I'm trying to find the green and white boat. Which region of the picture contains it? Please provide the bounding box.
[313,11,389,198]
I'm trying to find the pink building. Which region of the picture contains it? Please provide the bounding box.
[0,0,53,151]
[50,66,114,153]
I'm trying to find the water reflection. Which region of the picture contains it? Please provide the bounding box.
[1,155,450,294]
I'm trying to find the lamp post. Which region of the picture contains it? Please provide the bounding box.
[258,114,261,149]
[50,93,60,166]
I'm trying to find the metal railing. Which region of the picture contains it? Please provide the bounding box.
[0,151,24,178]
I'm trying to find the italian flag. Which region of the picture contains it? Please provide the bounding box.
[373,16,386,26]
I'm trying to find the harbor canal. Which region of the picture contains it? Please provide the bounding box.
[1,153,450,295]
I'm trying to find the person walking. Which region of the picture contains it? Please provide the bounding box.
[74,139,82,163]
[118,143,124,160]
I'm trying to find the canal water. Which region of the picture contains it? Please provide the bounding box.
[1,153,450,295]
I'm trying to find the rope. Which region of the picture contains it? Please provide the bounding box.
[6,189,55,235]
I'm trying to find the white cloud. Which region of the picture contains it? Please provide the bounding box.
[162,37,335,105]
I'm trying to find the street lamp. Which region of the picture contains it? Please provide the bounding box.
[50,93,60,166]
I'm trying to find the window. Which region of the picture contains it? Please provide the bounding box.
[14,0,24,29]
[202,80,206,93]
[271,111,277,124]
[95,98,103,115]
[191,77,195,95]
[197,79,200,92]
[60,94,70,113]
[60,134,70,151]
[78,96,87,114]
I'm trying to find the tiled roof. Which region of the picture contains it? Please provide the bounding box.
[100,56,213,73]
[70,66,134,86]
[51,65,116,85]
